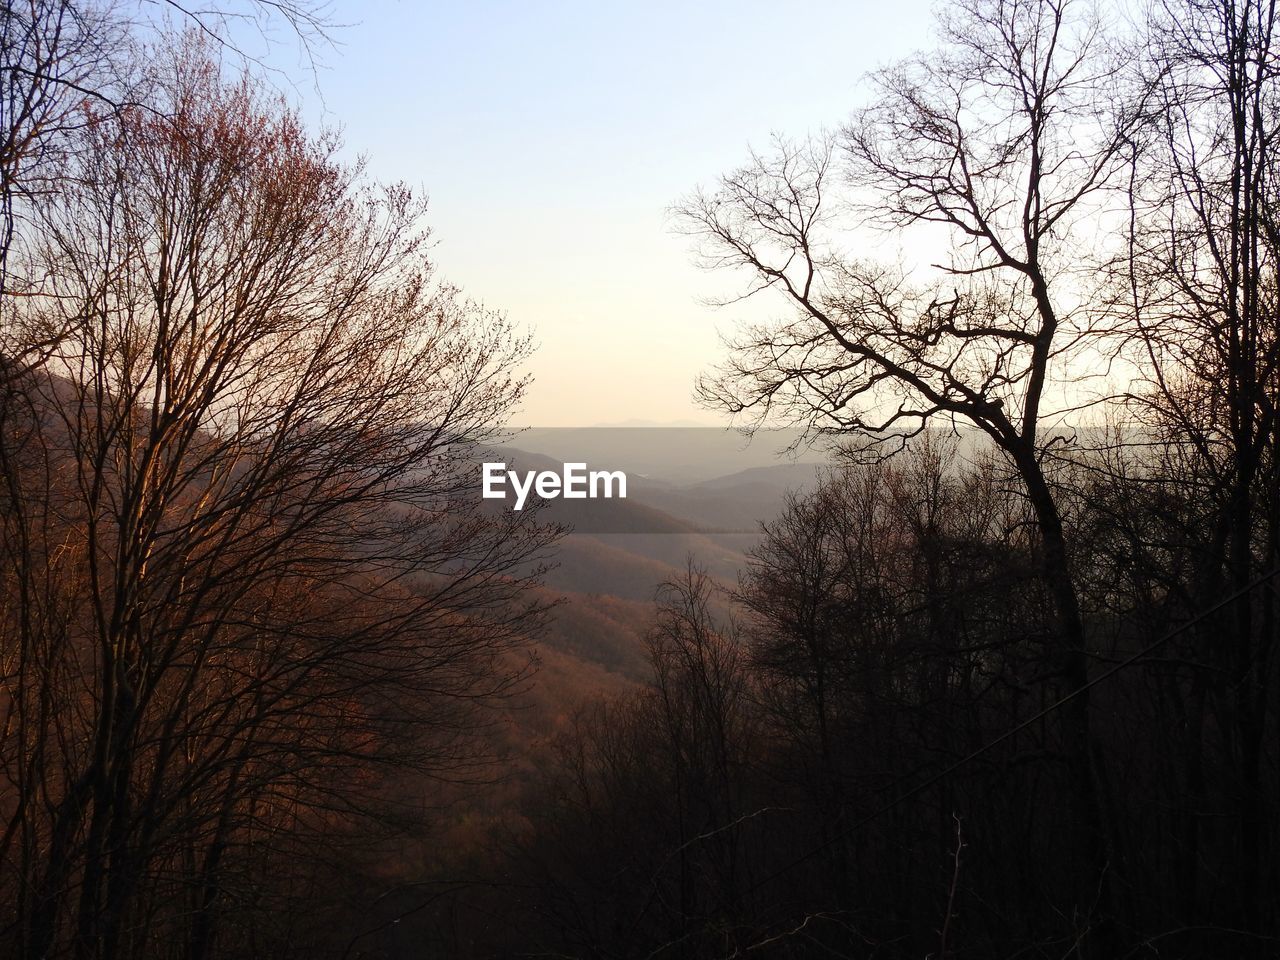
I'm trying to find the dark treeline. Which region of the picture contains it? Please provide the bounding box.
[434,0,1280,956]
[2,0,1279,958]
[482,433,1277,958]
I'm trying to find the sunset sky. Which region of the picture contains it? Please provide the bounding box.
[247,0,935,425]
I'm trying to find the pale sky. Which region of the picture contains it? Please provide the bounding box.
[247,1,936,425]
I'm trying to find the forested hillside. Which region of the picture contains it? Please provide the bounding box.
[2,1,1278,959]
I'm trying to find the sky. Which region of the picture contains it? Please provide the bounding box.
[242,1,937,426]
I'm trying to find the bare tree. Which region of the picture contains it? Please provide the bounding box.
[0,36,555,960]
[676,0,1140,939]
[0,0,327,259]
[0,0,122,369]
[1119,0,1280,944]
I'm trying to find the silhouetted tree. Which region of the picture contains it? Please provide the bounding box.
[0,36,554,960]
[676,0,1143,942]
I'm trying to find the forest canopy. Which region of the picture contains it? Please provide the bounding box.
[1,0,1278,958]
